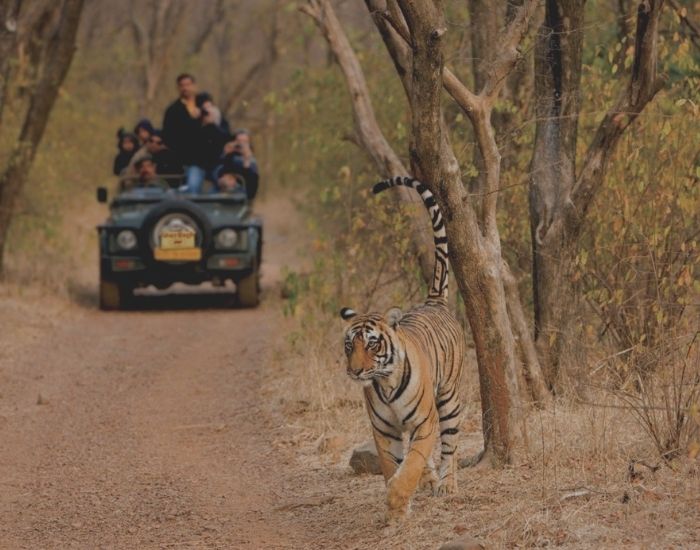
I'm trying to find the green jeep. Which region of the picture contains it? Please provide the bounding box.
[96,178,262,310]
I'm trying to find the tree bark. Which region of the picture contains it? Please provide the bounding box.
[0,0,21,127]
[393,0,538,465]
[368,0,550,408]
[307,0,546,463]
[301,0,435,287]
[529,0,665,387]
[0,0,84,275]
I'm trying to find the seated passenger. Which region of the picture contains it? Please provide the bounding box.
[216,173,245,194]
[134,118,155,146]
[213,129,259,199]
[113,130,138,176]
[145,130,182,177]
[134,156,169,190]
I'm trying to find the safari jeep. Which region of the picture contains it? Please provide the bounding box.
[96,178,262,310]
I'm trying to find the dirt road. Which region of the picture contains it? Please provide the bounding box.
[0,198,326,549]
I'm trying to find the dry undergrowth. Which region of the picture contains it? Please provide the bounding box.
[267,307,700,548]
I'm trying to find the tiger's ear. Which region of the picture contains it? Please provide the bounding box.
[385,307,403,328]
[340,307,357,320]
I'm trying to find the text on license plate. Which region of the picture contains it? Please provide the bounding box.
[160,230,195,250]
[154,247,202,261]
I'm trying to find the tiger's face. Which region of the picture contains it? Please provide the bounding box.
[340,307,404,384]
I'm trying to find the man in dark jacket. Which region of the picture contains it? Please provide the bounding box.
[162,73,205,193]
[146,130,182,177]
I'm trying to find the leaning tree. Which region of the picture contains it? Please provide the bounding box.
[0,0,85,276]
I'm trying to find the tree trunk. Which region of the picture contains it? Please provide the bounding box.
[0,0,21,127]
[529,0,585,387]
[530,0,664,388]
[466,0,504,197]
[308,0,544,462]
[366,1,550,409]
[0,0,84,275]
[397,0,539,465]
[466,2,550,405]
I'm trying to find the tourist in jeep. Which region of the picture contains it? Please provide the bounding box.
[214,130,259,199]
[133,156,169,190]
[196,92,230,135]
[113,130,138,176]
[134,119,155,146]
[146,130,182,176]
[162,73,205,193]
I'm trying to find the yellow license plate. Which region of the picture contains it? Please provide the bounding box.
[160,230,196,250]
[154,247,202,261]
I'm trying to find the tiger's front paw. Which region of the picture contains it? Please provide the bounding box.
[386,479,410,522]
[433,476,457,496]
[419,467,439,493]
[384,505,407,526]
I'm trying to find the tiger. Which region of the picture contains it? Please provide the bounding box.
[340,176,466,522]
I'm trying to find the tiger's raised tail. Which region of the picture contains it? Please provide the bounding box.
[373,176,449,303]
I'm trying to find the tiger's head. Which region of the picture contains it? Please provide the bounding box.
[339,306,404,384]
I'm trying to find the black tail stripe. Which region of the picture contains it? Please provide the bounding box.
[373,176,449,301]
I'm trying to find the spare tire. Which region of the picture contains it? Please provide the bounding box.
[139,199,213,264]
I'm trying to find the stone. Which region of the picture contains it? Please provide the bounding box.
[439,534,486,550]
[349,440,382,475]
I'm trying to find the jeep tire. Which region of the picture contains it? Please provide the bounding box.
[237,262,260,308]
[139,199,213,265]
[99,279,131,311]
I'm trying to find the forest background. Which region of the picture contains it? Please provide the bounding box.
[0,1,699,546]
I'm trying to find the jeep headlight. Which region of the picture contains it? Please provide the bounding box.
[215,228,238,249]
[116,230,137,251]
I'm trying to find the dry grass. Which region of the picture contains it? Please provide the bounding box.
[267,306,700,548]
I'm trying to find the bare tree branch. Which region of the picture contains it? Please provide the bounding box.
[479,0,538,104]
[572,0,666,227]
[188,0,225,56]
[301,0,435,284]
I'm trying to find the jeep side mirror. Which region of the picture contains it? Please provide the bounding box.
[96,187,108,203]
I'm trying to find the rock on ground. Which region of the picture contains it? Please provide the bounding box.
[349,440,382,475]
